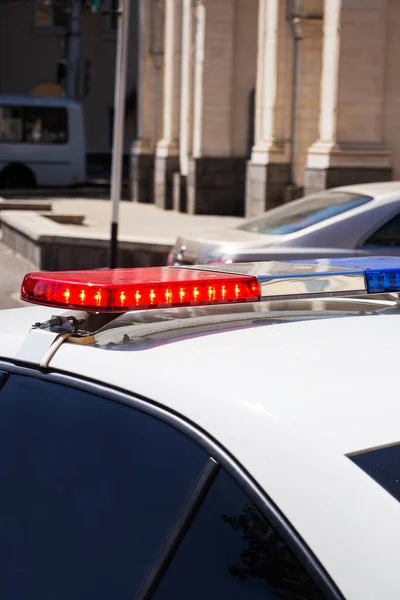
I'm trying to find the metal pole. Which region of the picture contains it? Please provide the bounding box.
[66,0,81,99]
[109,0,130,268]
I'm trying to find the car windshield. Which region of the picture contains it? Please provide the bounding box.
[238,191,373,235]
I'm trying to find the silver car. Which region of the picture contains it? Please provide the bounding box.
[168,182,400,265]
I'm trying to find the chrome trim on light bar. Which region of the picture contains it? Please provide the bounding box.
[258,272,366,299]
[183,261,367,300]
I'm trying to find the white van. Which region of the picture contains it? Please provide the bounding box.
[0,95,86,188]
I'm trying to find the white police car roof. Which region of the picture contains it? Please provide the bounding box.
[4,257,400,599]
[0,304,399,599]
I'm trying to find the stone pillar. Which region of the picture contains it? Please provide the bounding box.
[131,0,163,203]
[154,0,182,210]
[245,0,292,217]
[187,0,258,216]
[305,0,392,194]
[294,13,323,191]
[174,0,196,212]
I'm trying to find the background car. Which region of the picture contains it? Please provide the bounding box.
[168,181,400,266]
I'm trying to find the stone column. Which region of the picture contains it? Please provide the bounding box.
[131,0,163,203]
[294,13,323,190]
[154,0,182,210]
[305,0,392,194]
[173,0,195,212]
[245,0,292,217]
[187,0,258,216]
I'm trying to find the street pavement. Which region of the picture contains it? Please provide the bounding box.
[0,238,35,309]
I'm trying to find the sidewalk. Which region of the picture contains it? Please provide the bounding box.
[0,197,243,271]
[50,198,241,244]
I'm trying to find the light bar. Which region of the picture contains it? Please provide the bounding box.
[332,257,400,294]
[20,257,400,314]
[21,267,260,312]
[184,257,400,298]
[288,256,400,295]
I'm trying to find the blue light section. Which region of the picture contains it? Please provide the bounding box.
[289,256,400,294]
[366,269,400,293]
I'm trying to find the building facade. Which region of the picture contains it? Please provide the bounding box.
[132,0,400,217]
[0,0,138,173]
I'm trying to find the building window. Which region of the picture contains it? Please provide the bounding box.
[104,0,118,34]
[35,0,69,29]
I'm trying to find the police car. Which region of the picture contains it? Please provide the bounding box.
[0,257,399,600]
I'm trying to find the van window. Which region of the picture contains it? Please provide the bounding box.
[0,106,23,142]
[24,106,68,144]
[0,105,68,145]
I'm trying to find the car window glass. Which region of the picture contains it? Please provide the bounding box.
[152,469,325,600]
[24,106,68,144]
[238,191,372,236]
[350,444,400,503]
[0,375,209,600]
[362,213,400,247]
[0,106,23,142]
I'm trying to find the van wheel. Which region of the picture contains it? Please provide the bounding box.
[0,165,36,189]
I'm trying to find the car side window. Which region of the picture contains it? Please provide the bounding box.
[151,469,325,600]
[0,374,209,600]
[362,213,400,247]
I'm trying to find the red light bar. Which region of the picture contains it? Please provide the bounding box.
[21,267,260,312]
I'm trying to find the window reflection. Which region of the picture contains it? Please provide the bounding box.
[153,469,325,600]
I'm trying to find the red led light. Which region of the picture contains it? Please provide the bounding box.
[21,267,260,312]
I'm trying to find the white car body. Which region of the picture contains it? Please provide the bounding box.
[1,255,400,600]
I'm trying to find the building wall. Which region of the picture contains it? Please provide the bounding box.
[133,0,399,216]
[296,20,323,186]
[384,0,400,180]
[192,0,236,158]
[336,2,387,144]
[80,6,138,155]
[191,0,257,159]
[0,3,62,95]
[0,1,138,156]
[231,0,258,157]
